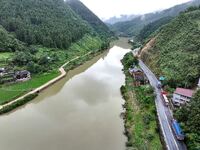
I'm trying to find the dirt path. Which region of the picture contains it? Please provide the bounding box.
[138,37,156,58]
[0,51,93,110]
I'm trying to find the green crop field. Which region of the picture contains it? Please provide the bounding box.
[0,71,59,104]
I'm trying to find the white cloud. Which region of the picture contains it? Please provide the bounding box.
[80,0,192,20]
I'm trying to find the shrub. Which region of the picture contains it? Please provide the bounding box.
[0,93,38,115]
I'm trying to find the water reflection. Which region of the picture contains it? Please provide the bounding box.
[0,45,130,150]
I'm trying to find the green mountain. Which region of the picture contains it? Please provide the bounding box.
[136,17,173,42]
[0,0,112,73]
[141,7,200,88]
[140,7,200,149]
[111,0,200,36]
[0,0,94,49]
[67,0,114,40]
[0,25,25,52]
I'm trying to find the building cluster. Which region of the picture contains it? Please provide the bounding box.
[172,88,194,106]
[162,78,200,107]
[129,65,148,86]
[0,67,31,84]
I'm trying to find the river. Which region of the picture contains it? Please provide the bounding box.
[0,39,131,150]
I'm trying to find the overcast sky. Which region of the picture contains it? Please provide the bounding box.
[80,0,192,20]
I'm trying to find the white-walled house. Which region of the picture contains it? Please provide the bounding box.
[0,68,5,76]
[173,88,194,106]
[198,78,200,88]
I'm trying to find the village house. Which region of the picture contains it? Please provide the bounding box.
[129,66,148,86]
[0,70,31,84]
[0,72,15,83]
[198,78,200,89]
[14,70,31,81]
[172,88,194,106]
[0,67,5,74]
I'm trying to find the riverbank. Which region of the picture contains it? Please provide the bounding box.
[0,34,104,104]
[0,44,128,150]
[0,48,107,114]
[121,52,162,149]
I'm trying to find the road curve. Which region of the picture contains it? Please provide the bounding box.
[139,60,187,150]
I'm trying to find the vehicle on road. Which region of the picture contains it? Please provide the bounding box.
[161,93,169,106]
[157,81,162,89]
[171,119,185,141]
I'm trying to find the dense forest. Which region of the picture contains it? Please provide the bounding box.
[0,0,113,74]
[0,0,94,49]
[141,7,200,88]
[140,7,200,149]
[111,0,200,37]
[0,25,25,52]
[136,17,173,43]
[67,0,114,40]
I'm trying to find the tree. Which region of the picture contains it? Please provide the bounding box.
[175,90,200,149]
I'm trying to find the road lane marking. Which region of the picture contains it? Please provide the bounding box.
[155,99,170,150]
[162,106,179,150]
[139,60,180,150]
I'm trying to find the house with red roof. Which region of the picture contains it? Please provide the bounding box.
[172,88,194,106]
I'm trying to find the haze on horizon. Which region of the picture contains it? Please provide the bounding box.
[80,0,192,20]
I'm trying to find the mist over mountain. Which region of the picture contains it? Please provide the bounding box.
[104,14,139,24]
[111,0,200,36]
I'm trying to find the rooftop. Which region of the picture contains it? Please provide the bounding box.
[15,70,30,76]
[129,67,143,73]
[174,88,194,98]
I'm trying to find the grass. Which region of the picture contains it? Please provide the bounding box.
[0,93,38,115]
[121,54,162,149]
[0,52,13,60]
[0,71,59,104]
[34,34,103,68]
[0,52,13,66]
[0,35,105,105]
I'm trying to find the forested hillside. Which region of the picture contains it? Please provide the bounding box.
[136,17,173,43]
[0,0,92,49]
[0,0,113,72]
[0,25,25,52]
[140,7,200,149]
[67,0,114,40]
[111,0,200,36]
[141,7,200,88]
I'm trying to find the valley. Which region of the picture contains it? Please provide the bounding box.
[0,40,130,150]
[0,0,200,150]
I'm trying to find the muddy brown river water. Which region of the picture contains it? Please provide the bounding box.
[0,39,131,150]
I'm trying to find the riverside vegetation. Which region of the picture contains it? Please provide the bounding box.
[0,93,38,115]
[0,34,108,105]
[121,52,162,149]
[0,0,113,104]
[136,6,200,150]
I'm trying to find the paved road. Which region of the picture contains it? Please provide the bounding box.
[139,60,187,150]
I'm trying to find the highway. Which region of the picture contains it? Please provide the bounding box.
[139,60,187,150]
